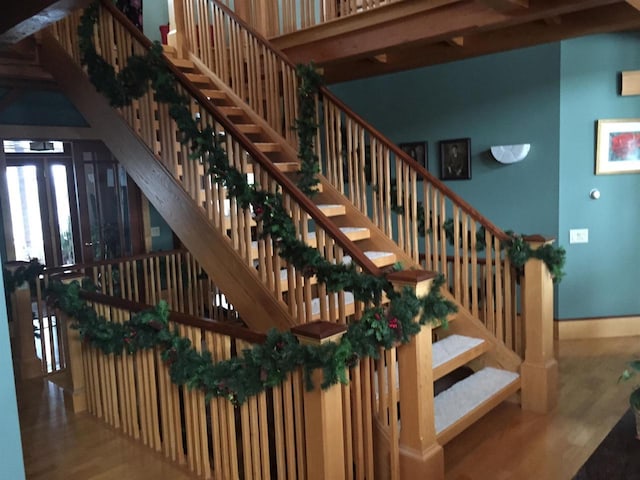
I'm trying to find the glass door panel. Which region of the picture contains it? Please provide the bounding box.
[50,164,76,265]
[6,165,46,263]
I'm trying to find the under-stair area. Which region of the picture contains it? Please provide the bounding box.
[2,1,562,479]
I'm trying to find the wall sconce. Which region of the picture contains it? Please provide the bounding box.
[490,144,530,164]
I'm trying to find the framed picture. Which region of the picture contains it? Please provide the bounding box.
[439,138,471,180]
[398,141,428,169]
[595,119,640,174]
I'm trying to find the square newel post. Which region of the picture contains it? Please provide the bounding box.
[387,270,444,480]
[167,0,187,57]
[291,321,348,480]
[5,261,42,379]
[57,273,87,413]
[520,236,558,414]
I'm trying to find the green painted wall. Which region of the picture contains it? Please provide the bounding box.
[0,258,26,480]
[149,203,175,251]
[143,0,169,43]
[331,34,640,320]
[0,89,87,127]
[330,44,561,237]
[558,33,640,319]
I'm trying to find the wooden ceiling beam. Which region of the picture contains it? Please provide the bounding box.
[323,2,640,82]
[280,0,621,66]
[0,0,89,48]
[625,0,640,10]
[478,0,529,12]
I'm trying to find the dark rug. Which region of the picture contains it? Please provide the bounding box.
[573,409,640,479]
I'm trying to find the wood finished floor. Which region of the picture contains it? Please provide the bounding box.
[17,336,640,479]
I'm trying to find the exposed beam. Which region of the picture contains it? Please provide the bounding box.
[543,16,563,25]
[279,0,622,66]
[323,2,640,82]
[0,0,89,48]
[625,0,640,10]
[447,36,465,47]
[0,124,95,140]
[478,0,529,12]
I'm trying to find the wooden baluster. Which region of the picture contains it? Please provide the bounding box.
[520,236,559,413]
[291,321,348,480]
[387,270,444,480]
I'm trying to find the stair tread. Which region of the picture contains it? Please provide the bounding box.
[171,58,195,70]
[434,367,520,437]
[201,89,228,100]
[316,204,346,217]
[342,251,396,267]
[433,335,484,369]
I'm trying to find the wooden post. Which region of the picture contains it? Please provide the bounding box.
[10,283,42,379]
[291,321,347,480]
[519,236,558,413]
[57,273,87,413]
[387,270,444,480]
[167,0,187,57]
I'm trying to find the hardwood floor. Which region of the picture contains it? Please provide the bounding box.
[445,336,639,480]
[17,336,639,479]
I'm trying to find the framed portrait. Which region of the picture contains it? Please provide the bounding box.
[595,119,640,175]
[398,141,428,169]
[439,138,471,180]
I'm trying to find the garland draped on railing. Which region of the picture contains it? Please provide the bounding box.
[49,276,453,404]
[3,259,44,294]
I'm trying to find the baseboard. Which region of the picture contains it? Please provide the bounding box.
[555,316,640,340]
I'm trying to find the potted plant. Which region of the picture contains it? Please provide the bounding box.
[620,360,640,439]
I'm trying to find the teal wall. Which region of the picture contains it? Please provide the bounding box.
[331,34,640,320]
[149,203,175,251]
[143,0,169,43]
[0,261,26,480]
[330,44,561,237]
[558,33,640,319]
[0,89,87,127]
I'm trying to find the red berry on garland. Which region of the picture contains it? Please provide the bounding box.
[276,341,285,350]
[388,317,399,330]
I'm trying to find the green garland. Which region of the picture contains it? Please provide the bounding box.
[3,259,44,294]
[294,64,323,196]
[49,276,454,404]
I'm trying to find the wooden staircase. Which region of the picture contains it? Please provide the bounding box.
[42,1,558,474]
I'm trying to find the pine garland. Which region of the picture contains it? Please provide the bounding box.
[294,64,323,196]
[48,276,455,404]
[3,259,44,294]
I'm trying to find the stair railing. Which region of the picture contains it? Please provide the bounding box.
[50,2,382,329]
[237,0,404,37]
[173,0,521,355]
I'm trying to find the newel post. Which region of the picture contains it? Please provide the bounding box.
[56,273,87,413]
[5,262,42,379]
[291,321,347,480]
[387,270,444,480]
[519,236,559,413]
[167,0,187,57]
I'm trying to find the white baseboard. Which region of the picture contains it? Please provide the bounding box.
[556,316,640,340]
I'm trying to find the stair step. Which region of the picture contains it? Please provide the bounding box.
[435,367,520,445]
[432,335,489,381]
[273,162,300,173]
[255,142,281,153]
[280,252,396,292]
[342,251,396,268]
[236,124,262,135]
[316,204,346,217]
[311,291,356,320]
[171,58,196,70]
[201,89,228,100]
[250,227,371,260]
[184,73,211,85]
[218,106,245,118]
[162,45,176,56]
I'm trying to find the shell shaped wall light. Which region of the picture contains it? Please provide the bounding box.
[490,144,530,164]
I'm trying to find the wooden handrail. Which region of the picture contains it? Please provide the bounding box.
[203,0,508,241]
[100,0,382,277]
[81,290,267,344]
[42,248,190,275]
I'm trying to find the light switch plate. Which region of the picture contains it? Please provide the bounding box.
[150,226,161,238]
[569,228,588,244]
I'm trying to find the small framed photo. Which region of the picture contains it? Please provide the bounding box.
[398,141,428,169]
[439,138,471,180]
[595,119,640,175]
